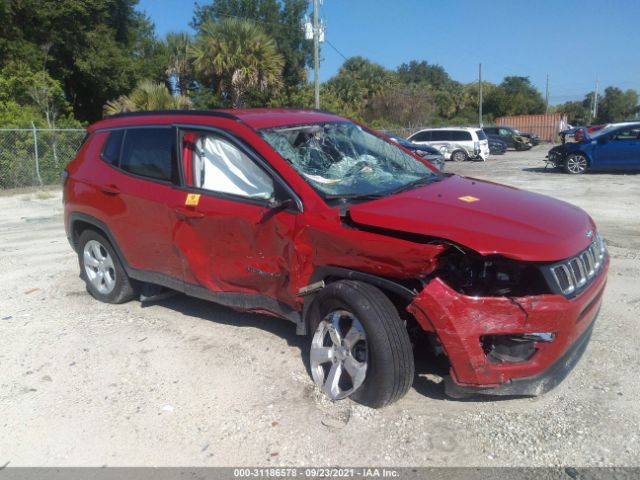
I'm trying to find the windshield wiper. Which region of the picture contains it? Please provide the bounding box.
[324,192,387,201]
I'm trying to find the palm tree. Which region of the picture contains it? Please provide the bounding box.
[191,19,284,108]
[103,80,192,116]
[165,32,194,96]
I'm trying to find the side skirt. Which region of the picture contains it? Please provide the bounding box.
[127,268,302,326]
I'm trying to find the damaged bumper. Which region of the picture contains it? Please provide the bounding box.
[443,315,596,397]
[407,258,608,397]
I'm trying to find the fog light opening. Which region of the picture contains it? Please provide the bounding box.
[481,333,555,363]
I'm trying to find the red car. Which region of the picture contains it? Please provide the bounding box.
[63,109,608,407]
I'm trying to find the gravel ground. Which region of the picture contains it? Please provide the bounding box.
[0,145,639,467]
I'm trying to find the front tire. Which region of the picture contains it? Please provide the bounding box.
[78,229,137,304]
[451,149,468,162]
[564,153,588,174]
[309,281,414,408]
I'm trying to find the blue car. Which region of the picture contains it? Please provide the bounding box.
[547,122,640,174]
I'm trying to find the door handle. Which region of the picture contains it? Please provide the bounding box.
[100,184,120,195]
[175,207,204,220]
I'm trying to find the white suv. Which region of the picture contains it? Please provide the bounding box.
[408,127,490,162]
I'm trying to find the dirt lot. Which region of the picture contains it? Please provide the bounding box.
[1,145,639,467]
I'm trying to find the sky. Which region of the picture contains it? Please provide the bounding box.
[137,0,640,105]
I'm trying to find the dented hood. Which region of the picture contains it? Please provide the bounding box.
[348,175,595,262]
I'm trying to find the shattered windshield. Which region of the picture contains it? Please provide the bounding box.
[260,122,438,199]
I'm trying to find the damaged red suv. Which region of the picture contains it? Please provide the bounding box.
[64,109,608,407]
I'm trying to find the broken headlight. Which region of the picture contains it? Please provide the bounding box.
[436,250,550,297]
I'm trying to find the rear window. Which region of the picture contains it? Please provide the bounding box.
[476,130,487,140]
[451,131,472,141]
[100,130,124,165]
[120,128,178,183]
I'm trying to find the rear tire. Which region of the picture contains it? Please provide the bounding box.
[77,229,137,304]
[451,150,468,162]
[309,281,414,408]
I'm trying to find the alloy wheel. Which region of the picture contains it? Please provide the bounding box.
[565,154,587,174]
[83,239,116,295]
[310,310,368,400]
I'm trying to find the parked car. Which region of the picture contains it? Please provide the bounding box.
[483,126,532,150]
[488,138,508,155]
[387,135,445,171]
[547,122,640,174]
[522,131,540,146]
[560,125,605,144]
[407,127,490,162]
[64,109,608,407]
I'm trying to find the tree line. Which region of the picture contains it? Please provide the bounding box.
[1,0,638,130]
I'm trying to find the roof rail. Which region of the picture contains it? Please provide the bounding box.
[104,109,240,121]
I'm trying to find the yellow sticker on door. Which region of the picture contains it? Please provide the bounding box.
[458,195,479,203]
[185,193,201,206]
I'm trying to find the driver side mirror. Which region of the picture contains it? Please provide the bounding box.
[597,136,608,144]
[260,196,295,223]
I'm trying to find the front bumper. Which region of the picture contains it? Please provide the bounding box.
[443,313,596,397]
[546,150,565,167]
[407,257,608,396]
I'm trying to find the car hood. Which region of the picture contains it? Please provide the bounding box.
[348,175,595,262]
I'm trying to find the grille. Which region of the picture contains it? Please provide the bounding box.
[549,234,606,296]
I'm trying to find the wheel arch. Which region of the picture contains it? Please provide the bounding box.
[68,212,130,269]
[300,266,417,336]
[564,149,592,165]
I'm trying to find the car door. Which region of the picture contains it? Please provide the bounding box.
[96,127,185,286]
[592,126,640,170]
[498,128,514,148]
[170,127,302,311]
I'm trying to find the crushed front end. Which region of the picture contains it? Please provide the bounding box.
[407,234,608,397]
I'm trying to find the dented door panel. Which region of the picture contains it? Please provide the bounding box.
[172,192,300,308]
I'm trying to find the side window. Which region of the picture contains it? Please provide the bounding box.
[120,128,178,183]
[484,128,496,135]
[611,128,640,141]
[410,131,431,142]
[100,130,124,165]
[451,131,472,141]
[183,131,274,200]
[431,130,449,141]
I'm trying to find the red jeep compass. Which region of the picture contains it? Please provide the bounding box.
[63,109,608,407]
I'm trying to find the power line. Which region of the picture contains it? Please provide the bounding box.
[325,39,348,61]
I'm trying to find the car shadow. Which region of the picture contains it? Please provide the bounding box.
[140,291,511,402]
[412,345,449,400]
[141,292,313,376]
[522,166,562,174]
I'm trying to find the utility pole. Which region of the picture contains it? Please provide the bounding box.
[478,63,483,127]
[592,78,599,121]
[313,0,320,109]
[545,74,549,113]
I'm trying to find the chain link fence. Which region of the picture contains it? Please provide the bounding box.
[0,128,87,189]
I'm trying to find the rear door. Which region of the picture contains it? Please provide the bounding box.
[100,127,185,286]
[170,127,302,310]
